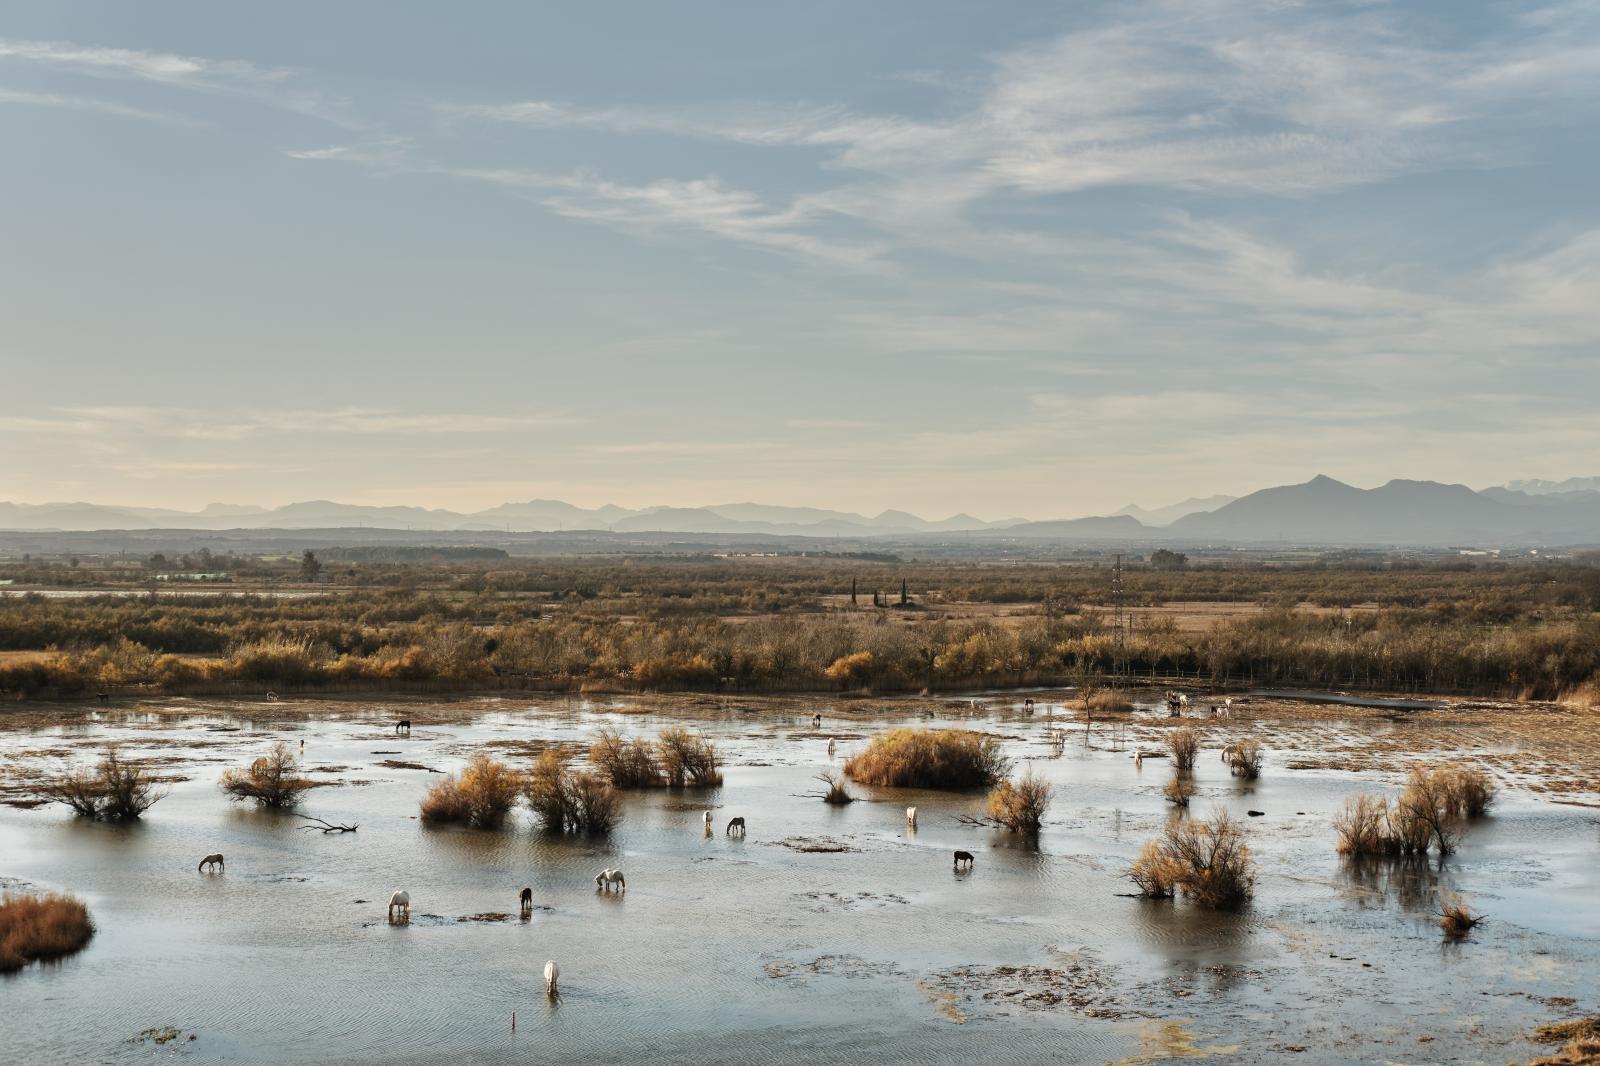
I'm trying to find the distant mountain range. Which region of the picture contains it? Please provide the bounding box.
[2,476,1597,546]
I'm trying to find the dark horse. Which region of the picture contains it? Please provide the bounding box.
[953,850,975,869]
[394,720,411,734]
[725,816,746,835]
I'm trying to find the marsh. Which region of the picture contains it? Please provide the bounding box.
[2,691,1596,1064]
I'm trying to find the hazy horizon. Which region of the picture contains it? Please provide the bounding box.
[4,1,1598,516]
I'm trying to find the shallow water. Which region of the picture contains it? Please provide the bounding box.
[2,693,1596,1065]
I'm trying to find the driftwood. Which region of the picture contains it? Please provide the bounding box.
[299,815,358,833]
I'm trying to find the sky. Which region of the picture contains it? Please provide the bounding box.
[1,0,1597,521]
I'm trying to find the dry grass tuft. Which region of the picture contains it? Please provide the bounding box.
[1163,774,1194,808]
[1166,727,1199,771]
[843,728,1010,789]
[38,748,167,821]
[986,772,1051,832]
[0,892,94,973]
[220,742,320,808]
[1084,690,1133,714]
[1131,808,1255,909]
[420,754,522,828]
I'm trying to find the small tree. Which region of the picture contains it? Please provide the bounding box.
[1167,727,1199,771]
[656,727,723,787]
[220,743,319,808]
[39,749,167,821]
[1150,548,1188,571]
[987,772,1051,832]
[299,549,322,582]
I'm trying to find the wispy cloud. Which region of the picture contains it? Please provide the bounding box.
[1,406,584,441]
[0,36,358,126]
[0,86,199,124]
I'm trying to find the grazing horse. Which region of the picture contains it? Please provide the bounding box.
[519,887,533,914]
[703,810,713,826]
[394,719,411,734]
[1023,698,1035,715]
[905,806,918,829]
[1135,751,1144,768]
[726,816,746,835]
[827,738,836,757]
[198,853,224,873]
[387,890,411,920]
[544,960,560,995]
[953,850,975,869]
[96,691,109,703]
[594,868,626,892]
[265,691,279,702]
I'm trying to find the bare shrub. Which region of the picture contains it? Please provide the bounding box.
[656,727,723,788]
[1437,892,1484,938]
[523,751,621,835]
[220,743,320,808]
[1128,840,1180,899]
[590,728,664,789]
[1334,794,1401,856]
[1166,727,1199,771]
[816,770,854,805]
[1137,808,1255,909]
[843,728,1010,789]
[1227,739,1263,779]
[38,749,167,821]
[1444,764,1496,818]
[0,892,95,973]
[987,772,1051,832]
[1397,765,1461,854]
[1164,774,1194,808]
[420,754,521,828]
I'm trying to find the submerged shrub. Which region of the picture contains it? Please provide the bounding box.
[1437,891,1484,938]
[1129,839,1181,899]
[1164,773,1194,808]
[1396,765,1462,854]
[220,743,320,808]
[1227,739,1263,780]
[987,772,1051,832]
[523,751,620,835]
[1133,808,1255,909]
[1443,764,1496,819]
[421,754,522,828]
[1334,794,1401,856]
[38,749,167,821]
[656,727,723,787]
[1084,690,1132,714]
[843,728,1010,789]
[590,729,664,789]
[0,892,95,973]
[816,770,854,805]
[1166,727,1199,771]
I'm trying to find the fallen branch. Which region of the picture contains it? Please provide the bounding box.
[299,815,358,833]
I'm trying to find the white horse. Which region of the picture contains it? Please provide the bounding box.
[544,960,559,995]
[905,806,917,829]
[387,890,411,920]
[594,868,626,892]
[703,810,713,826]
[827,738,836,756]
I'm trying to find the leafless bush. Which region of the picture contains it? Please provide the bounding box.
[1166,727,1199,771]
[523,751,621,835]
[1334,794,1402,856]
[38,749,167,821]
[987,772,1051,832]
[657,727,723,787]
[1443,764,1496,818]
[1227,739,1263,779]
[590,728,664,788]
[1134,807,1255,909]
[220,743,320,808]
[421,754,522,828]
[1128,840,1180,899]
[1164,774,1194,808]
[1397,765,1461,854]
[1437,891,1484,938]
[816,770,854,805]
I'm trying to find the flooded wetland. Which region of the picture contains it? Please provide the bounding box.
[3,691,1598,1065]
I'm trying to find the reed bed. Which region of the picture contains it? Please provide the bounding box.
[843,728,1010,789]
[0,892,94,973]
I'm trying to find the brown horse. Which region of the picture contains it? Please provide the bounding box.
[519,887,533,914]
[725,816,746,835]
[198,853,225,873]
